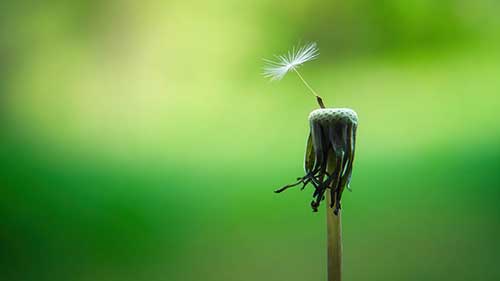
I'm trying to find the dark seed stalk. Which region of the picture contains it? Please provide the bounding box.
[326,156,342,281]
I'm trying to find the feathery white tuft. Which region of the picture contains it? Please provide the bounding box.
[263,42,319,81]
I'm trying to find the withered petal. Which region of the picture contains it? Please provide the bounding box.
[304,133,315,174]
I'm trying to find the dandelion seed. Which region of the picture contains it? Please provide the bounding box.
[263,42,319,80]
[263,42,325,108]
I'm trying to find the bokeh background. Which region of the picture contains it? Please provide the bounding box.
[1,1,500,281]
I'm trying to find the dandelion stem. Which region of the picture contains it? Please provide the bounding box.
[292,68,325,108]
[326,157,342,281]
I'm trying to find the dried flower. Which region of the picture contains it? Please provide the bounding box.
[275,108,358,215]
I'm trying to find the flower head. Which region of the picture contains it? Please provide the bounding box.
[275,108,358,215]
[263,42,319,81]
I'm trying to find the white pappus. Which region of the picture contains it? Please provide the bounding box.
[262,42,324,107]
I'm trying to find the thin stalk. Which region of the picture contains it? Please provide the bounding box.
[326,157,342,281]
[292,68,325,108]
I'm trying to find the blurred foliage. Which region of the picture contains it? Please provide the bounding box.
[1,1,500,281]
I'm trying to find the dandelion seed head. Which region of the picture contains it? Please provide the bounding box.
[263,42,319,81]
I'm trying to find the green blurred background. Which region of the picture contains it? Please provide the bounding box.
[1,1,500,280]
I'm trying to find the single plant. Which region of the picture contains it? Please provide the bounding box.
[263,42,358,281]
